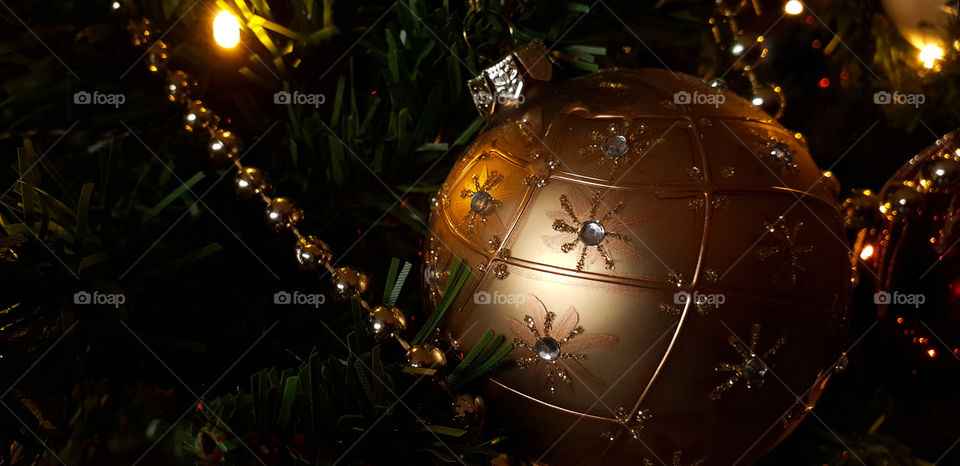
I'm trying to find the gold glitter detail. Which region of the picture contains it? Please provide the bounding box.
[749,128,800,174]
[505,295,616,394]
[667,270,685,288]
[757,218,814,286]
[721,166,736,178]
[579,120,665,180]
[712,195,728,210]
[704,268,719,283]
[686,166,703,181]
[688,198,704,210]
[599,81,627,89]
[615,406,652,439]
[644,451,708,466]
[710,323,786,400]
[489,235,502,250]
[492,263,509,279]
[659,303,683,317]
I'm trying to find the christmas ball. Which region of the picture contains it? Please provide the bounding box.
[424,68,850,464]
[862,128,960,363]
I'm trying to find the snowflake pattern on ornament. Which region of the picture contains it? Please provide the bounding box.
[543,189,650,272]
[710,323,786,400]
[579,120,664,180]
[504,295,617,395]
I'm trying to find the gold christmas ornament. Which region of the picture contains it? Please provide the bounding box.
[425,68,850,464]
[863,128,960,365]
[208,129,239,162]
[330,266,370,300]
[367,306,407,339]
[406,343,447,370]
[294,236,332,271]
[183,99,219,132]
[235,167,271,198]
[265,197,303,232]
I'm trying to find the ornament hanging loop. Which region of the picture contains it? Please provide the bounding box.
[462,2,516,63]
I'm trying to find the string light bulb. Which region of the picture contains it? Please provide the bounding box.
[213,10,241,48]
[784,0,803,15]
[918,43,943,69]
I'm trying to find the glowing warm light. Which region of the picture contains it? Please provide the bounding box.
[751,96,764,106]
[896,317,904,324]
[859,244,874,260]
[918,44,943,69]
[213,10,241,48]
[112,1,121,9]
[784,0,803,15]
[731,43,745,55]
[927,348,937,358]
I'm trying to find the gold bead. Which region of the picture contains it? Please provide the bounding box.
[235,167,271,198]
[165,70,195,103]
[452,393,487,428]
[295,236,332,271]
[405,343,446,369]
[880,182,925,220]
[183,99,219,133]
[919,157,960,192]
[208,129,239,162]
[330,266,369,300]
[368,306,407,339]
[840,190,880,231]
[265,197,303,232]
[145,40,168,73]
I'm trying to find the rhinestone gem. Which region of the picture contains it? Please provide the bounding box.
[769,142,794,165]
[470,191,494,214]
[578,220,605,246]
[535,337,561,360]
[424,264,438,285]
[742,356,767,386]
[601,135,629,159]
